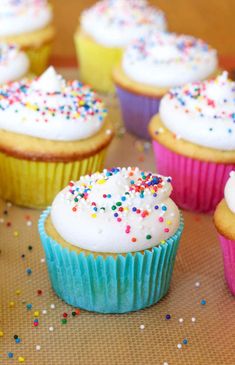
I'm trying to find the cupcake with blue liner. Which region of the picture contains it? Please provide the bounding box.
[113,31,218,139]
[0,43,29,83]
[75,0,166,93]
[39,167,184,314]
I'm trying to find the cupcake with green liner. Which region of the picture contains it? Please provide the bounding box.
[0,43,29,83]
[113,30,218,139]
[214,172,235,295]
[0,66,114,209]
[39,167,184,313]
[0,0,55,75]
[74,0,166,93]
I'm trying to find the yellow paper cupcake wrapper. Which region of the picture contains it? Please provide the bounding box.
[0,148,107,209]
[25,43,53,75]
[74,31,123,93]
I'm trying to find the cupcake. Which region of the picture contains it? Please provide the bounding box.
[0,0,55,75]
[0,43,29,83]
[149,72,235,213]
[74,0,166,93]
[214,172,235,295]
[113,31,218,140]
[39,167,184,313]
[0,66,114,209]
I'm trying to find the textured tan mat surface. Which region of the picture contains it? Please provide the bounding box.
[0,70,235,365]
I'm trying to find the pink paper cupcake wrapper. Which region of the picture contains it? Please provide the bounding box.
[153,140,235,213]
[218,234,235,296]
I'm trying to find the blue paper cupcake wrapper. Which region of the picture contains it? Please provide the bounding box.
[39,208,184,313]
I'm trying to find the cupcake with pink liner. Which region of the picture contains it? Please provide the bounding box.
[214,172,235,295]
[149,71,235,212]
[113,31,218,140]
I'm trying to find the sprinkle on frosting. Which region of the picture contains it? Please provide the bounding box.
[0,66,108,141]
[51,167,180,253]
[123,31,218,87]
[0,43,29,83]
[81,0,166,47]
[159,72,235,150]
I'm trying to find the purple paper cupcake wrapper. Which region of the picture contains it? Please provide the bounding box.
[39,208,184,314]
[218,234,235,296]
[153,140,235,213]
[116,85,162,140]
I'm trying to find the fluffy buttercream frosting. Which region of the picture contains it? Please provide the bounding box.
[225,171,235,214]
[0,66,107,141]
[159,72,235,150]
[81,0,166,47]
[0,0,52,37]
[0,43,29,83]
[123,31,218,87]
[51,167,180,253]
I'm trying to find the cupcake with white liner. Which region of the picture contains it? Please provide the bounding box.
[74,0,167,93]
[113,30,218,139]
[0,66,113,208]
[149,71,235,212]
[0,43,29,83]
[39,167,184,313]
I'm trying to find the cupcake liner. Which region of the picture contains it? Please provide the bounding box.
[153,140,235,213]
[218,234,235,295]
[26,42,53,75]
[74,31,123,93]
[116,85,162,140]
[39,208,184,314]
[0,148,107,209]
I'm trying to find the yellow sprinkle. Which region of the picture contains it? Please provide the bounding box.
[97,179,106,185]
[161,240,166,244]
[13,231,19,237]
[34,311,40,317]
[15,290,21,296]
[79,101,85,106]
[9,301,15,308]
[167,221,172,225]
[0,330,4,337]
[91,214,97,219]
[124,207,129,211]
[18,357,25,363]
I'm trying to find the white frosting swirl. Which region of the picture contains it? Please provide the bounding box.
[123,31,218,87]
[225,171,235,214]
[0,67,107,141]
[0,43,29,83]
[81,0,166,47]
[51,167,180,253]
[159,72,235,150]
[0,0,52,37]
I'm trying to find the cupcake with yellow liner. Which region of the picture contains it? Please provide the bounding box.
[113,31,218,140]
[149,72,235,213]
[74,0,166,93]
[39,167,184,313]
[0,0,55,75]
[0,66,114,209]
[0,43,29,83]
[214,172,235,295]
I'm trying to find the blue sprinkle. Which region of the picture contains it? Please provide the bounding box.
[26,268,32,275]
[183,339,188,345]
[8,352,14,358]
[201,299,206,305]
[26,304,32,310]
[162,206,167,211]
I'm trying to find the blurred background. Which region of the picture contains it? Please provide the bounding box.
[50,0,235,66]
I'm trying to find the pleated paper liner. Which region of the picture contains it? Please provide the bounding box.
[116,85,162,140]
[153,140,235,213]
[74,30,123,93]
[0,148,107,209]
[39,208,184,314]
[26,42,53,75]
[218,234,235,296]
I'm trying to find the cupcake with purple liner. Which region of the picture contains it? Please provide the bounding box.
[113,31,218,140]
[214,172,235,295]
[0,43,29,83]
[39,167,184,313]
[149,72,235,212]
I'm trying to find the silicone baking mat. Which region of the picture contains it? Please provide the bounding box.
[0,69,235,365]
